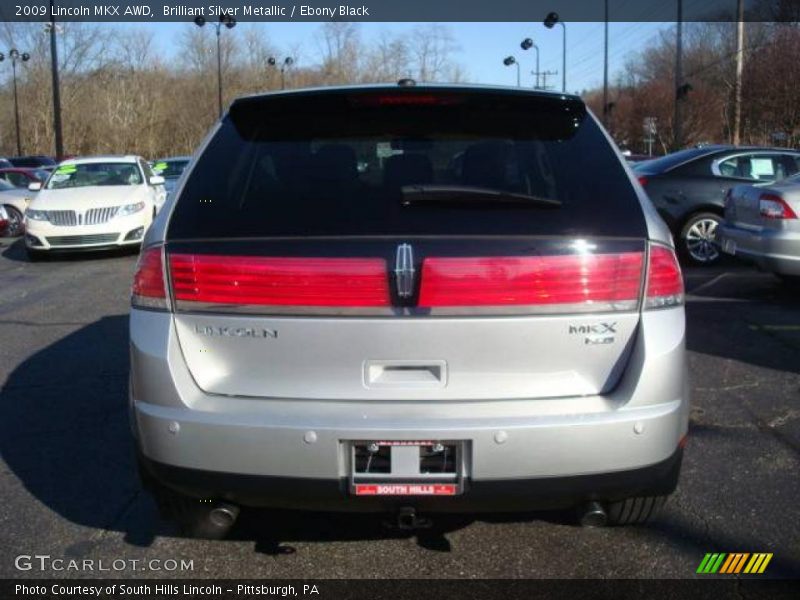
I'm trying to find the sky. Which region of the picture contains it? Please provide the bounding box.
[136,20,669,94]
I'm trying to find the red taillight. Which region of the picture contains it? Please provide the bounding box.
[637,176,648,187]
[418,252,644,310]
[759,194,797,220]
[645,245,684,309]
[132,246,168,310]
[170,255,390,307]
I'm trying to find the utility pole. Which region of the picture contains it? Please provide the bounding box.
[673,0,684,150]
[49,0,64,159]
[535,70,558,91]
[603,0,609,126]
[733,0,744,145]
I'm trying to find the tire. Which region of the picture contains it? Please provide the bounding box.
[3,205,24,237]
[679,212,722,266]
[607,495,667,526]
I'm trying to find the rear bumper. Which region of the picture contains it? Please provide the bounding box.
[131,305,689,512]
[138,447,683,512]
[718,222,800,276]
[134,391,687,511]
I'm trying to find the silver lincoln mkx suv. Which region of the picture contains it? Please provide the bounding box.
[130,84,688,538]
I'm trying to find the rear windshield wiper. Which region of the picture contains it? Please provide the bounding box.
[400,184,562,208]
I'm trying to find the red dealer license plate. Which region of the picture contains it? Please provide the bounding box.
[354,483,458,496]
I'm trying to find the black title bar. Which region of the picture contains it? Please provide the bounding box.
[1,0,798,22]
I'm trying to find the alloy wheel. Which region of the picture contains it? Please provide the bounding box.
[684,217,720,263]
[4,206,24,237]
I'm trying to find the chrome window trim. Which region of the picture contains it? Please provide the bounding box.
[710,151,800,179]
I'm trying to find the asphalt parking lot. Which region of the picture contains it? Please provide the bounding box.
[0,237,798,579]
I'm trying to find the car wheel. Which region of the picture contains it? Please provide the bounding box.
[3,206,24,237]
[680,212,721,265]
[606,495,667,526]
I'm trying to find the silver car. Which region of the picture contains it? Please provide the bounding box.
[130,84,689,538]
[718,174,800,283]
[150,156,191,198]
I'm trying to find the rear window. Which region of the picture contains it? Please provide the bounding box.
[168,89,646,239]
[153,159,189,179]
[635,148,718,175]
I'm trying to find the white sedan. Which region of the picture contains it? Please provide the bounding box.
[24,156,165,258]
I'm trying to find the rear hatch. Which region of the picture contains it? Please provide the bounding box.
[163,87,652,401]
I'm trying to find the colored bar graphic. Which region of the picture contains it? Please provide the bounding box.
[744,553,773,574]
[697,553,727,574]
[720,553,750,573]
[698,552,773,575]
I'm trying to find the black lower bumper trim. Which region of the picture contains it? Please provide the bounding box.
[138,448,683,513]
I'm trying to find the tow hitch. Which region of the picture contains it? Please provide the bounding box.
[391,506,432,531]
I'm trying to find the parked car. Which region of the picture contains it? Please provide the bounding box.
[24,155,166,258]
[8,155,57,169]
[0,204,9,236]
[633,145,800,265]
[0,178,34,237]
[131,84,688,538]
[150,156,191,197]
[0,167,50,188]
[0,158,13,169]
[718,173,800,284]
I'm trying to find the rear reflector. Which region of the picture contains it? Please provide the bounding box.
[170,254,390,307]
[131,246,168,310]
[760,194,797,220]
[645,245,684,309]
[418,252,644,310]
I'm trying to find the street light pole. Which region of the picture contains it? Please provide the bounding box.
[194,14,236,119]
[733,0,744,145]
[673,0,684,150]
[1,49,30,156]
[268,56,294,90]
[544,12,566,93]
[503,56,520,87]
[216,26,223,118]
[49,0,63,159]
[520,38,540,89]
[603,0,609,125]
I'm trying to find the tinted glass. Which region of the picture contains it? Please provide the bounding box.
[635,148,719,174]
[46,163,143,189]
[168,89,646,239]
[153,159,189,179]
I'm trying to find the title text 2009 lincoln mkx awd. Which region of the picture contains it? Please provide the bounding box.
[130,83,688,538]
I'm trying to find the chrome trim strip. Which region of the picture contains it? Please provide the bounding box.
[174,299,639,317]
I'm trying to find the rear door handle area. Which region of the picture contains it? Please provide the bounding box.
[363,360,448,389]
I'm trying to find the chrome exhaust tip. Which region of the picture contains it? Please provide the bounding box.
[209,502,240,529]
[579,500,608,527]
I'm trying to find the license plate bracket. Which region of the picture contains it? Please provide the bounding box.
[347,440,467,496]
